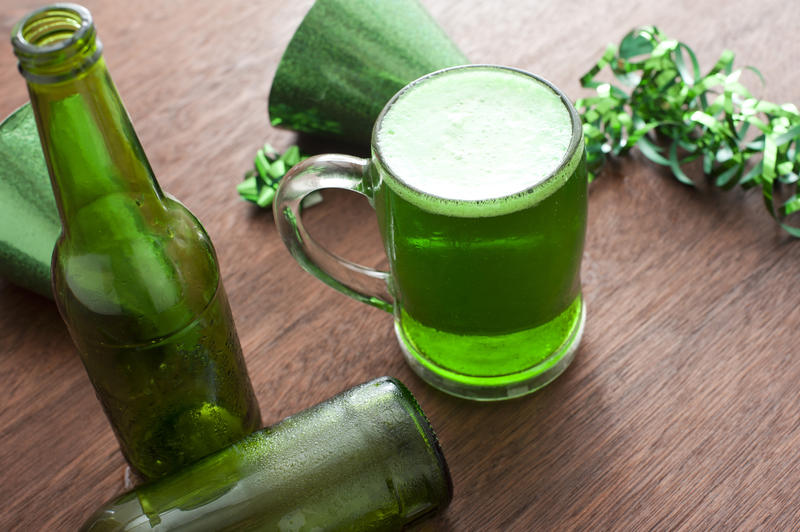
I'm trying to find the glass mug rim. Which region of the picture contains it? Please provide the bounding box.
[370,64,585,218]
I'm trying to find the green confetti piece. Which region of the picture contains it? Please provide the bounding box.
[254,146,276,180]
[256,186,276,208]
[281,145,302,166]
[236,174,259,200]
[268,159,286,180]
[238,143,309,208]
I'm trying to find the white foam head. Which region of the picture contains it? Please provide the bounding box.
[374,65,582,217]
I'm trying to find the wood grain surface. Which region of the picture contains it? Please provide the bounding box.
[1,0,799,530]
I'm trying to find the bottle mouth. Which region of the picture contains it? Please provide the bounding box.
[11,3,102,84]
[387,377,454,510]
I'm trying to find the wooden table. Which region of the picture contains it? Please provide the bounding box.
[2,1,799,529]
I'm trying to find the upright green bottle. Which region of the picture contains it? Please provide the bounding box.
[11,4,261,479]
[81,377,452,531]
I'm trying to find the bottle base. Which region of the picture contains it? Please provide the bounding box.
[396,301,585,401]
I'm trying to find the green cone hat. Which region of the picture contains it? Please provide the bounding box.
[0,104,59,298]
[268,0,468,146]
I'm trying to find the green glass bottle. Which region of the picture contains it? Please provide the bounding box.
[80,377,452,531]
[11,4,261,479]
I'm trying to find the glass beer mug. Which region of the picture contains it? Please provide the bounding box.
[275,65,588,401]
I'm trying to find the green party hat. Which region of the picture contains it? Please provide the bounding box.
[0,104,59,298]
[268,0,468,146]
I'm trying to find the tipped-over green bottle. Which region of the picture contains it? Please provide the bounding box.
[80,377,453,531]
[11,4,261,480]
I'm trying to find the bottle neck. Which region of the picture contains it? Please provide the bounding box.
[12,4,164,232]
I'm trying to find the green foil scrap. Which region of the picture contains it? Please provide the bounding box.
[238,144,305,207]
[237,143,323,208]
[0,104,59,298]
[268,0,468,146]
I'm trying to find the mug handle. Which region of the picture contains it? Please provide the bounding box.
[273,154,393,313]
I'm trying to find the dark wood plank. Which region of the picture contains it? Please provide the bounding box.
[1,1,799,530]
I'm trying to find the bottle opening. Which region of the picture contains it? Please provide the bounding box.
[19,5,85,47]
[11,3,102,83]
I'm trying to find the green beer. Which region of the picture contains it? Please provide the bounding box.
[274,65,586,400]
[12,4,261,478]
[372,66,587,398]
